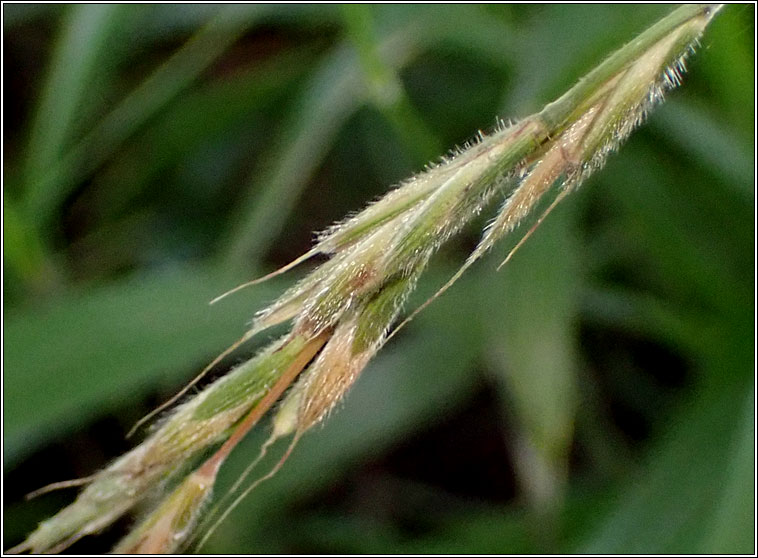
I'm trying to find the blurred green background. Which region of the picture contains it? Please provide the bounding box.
[3,4,754,554]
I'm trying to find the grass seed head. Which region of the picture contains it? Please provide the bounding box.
[10,5,722,554]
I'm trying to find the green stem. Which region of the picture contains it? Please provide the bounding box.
[341,4,443,163]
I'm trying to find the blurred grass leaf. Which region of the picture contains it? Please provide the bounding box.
[3,266,281,466]
[576,378,753,554]
[22,4,122,203]
[481,202,581,524]
[23,6,260,229]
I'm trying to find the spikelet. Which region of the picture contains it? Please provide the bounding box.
[112,469,215,554]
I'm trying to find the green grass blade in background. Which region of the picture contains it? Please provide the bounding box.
[3,267,282,466]
[22,4,121,202]
[693,4,754,137]
[80,48,313,237]
[701,388,755,554]
[576,379,753,554]
[24,5,265,233]
[8,5,122,288]
[650,100,753,196]
[480,201,581,535]
[217,39,368,267]
[341,4,442,165]
[3,198,50,293]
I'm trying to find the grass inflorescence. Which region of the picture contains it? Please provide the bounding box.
[10,4,724,554]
